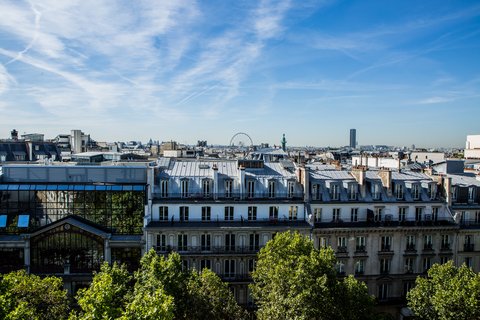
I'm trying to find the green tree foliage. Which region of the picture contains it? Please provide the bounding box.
[250,231,375,320]
[187,269,248,320]
[407,261,480,320]
[74,262,132,320]
[0,270,69,320]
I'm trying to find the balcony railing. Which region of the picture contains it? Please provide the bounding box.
[155,245,262,254]
[153,191,304,200]
[464,243,475,252]
[405,244,416,251]
[355,245,366,253]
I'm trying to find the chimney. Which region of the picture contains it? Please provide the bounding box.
[297,165,310,202]
[444,176,452,207]
[238,165,245,200]
[351,166,367,198]
[212,163,219,200]
[378,168,392,196]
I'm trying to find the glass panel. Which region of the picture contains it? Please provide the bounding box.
[0,215,7,228]
[18,215,30,228]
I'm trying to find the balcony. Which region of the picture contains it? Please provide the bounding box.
[423,244,434,251]
[378,246,394,256]
[155,245,261,255]
[217,273,252,282]
[153,191,304,201]
[440,244,451,252]
[464,243,475,252]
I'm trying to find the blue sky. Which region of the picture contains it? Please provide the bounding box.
[0,0,479,147]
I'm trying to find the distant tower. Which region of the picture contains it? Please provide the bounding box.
[349,129,356,149]
[281,134,287,152]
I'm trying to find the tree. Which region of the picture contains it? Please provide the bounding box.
[74,262,132,320]
[0,270,69,320]
[187,269,248,320]
[250,231,375,320]
[407,261,480,320]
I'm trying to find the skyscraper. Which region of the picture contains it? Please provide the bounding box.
[350,129,356,148]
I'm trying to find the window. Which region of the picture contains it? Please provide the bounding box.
[269,206,278,220]
[160,180,168,198]
[399,207,407,222]
[452,186,457,201]
[159,206,168,221]
[475,211,480,224]
[333,208,341,222]
[336,261,346,275]
[289,206,298,220]
[381,236,392,251]
[247,180,255,198]
[348,184,358,200]
[356,236,366,252]
[412,184,420,200]
[319,237,329,248]
[405,257,414,273]
[355,260,365,275]
[178,234,188,251]
[312,184,321,200]
[313,208,322,222]
[202,179,212,197]
[337,237,347,252]
[181,259,189,271]
[351,208,358,222]
[224,206,234,221]
[248,206,257,221]
[469,187,476,203]
[378,283,390,300]
[249,234,259,251]
[441,235,450,250]
[406,235,416,251]
[287,181,295,198]
[330,184,340,200]
[374,207,383,222]
[380,259,390,274]
[201,206,211,221]
[181,180,189,198]
[224,259,235,277]
[464,235,474,251]
[200,259,211,270]
[395,183,404,200]
[465,257,473,268]
[423,257,431,272]
[424,235,433,250]
[248,259,256,273]
[201,234,211,251]
[371,183,381,200]
[156,234,167,251]
[180,206,189,221]
[432,207,439,222]
[224,180,233,198]
[268,180,276,198]
[415,207,423,222]
[440,256,450,264]
[429,184,437,200]
[225,234,235,251]
[403,282,415,297]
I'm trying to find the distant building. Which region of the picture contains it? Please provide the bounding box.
[21,133,44,142]
[350,129,356,149]
[465,135,480,159]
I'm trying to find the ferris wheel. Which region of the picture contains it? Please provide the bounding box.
[229,132,253,147]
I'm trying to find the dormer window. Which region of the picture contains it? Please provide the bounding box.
[348,183,358,200]
[428,184,437,200]
[246,180,255,198]
[160,180,168,198]
[268,180,276,198]
[395,183,404,200]
[287,181,295,198]
[412,184,420,200]
[202,179,212,198]
[181,179,189,198]
[312,183,321,200]
[469,187,476,203]
[224,180,233,198]
[371,183,381,200]
[330,184,340,200]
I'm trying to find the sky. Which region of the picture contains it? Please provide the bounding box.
[0,0,479,148]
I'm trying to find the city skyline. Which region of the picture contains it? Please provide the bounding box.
[0,1,479,147]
